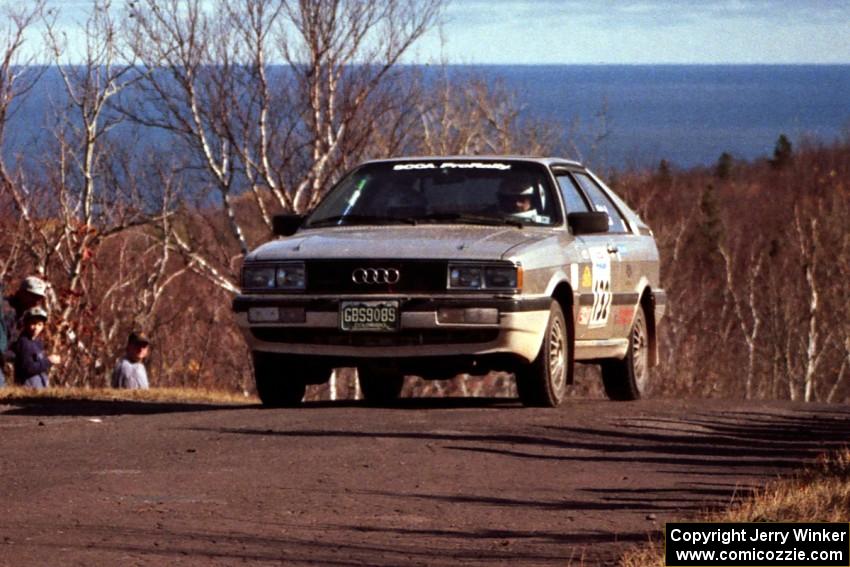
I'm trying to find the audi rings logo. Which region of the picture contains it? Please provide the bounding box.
[352,268,401,285]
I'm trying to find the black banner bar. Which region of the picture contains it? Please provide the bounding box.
[666,522,850,567]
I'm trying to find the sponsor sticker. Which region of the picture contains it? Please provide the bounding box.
[588,247,612,329]
[581,265,592,289]
[439,162,511,170]
[570,263,579,286]
[615,306,634,326]
[392,162,512,171]
[392,163,436,171]
[578,306,592,325]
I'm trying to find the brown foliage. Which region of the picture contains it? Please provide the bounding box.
[615,143,850,401]
[1,1,847,401]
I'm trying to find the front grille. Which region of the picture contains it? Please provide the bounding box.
[251,328,499,346]
[306,260,446,294]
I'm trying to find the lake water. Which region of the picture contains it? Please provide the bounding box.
[7,65,850,171]
[477,65,850,170]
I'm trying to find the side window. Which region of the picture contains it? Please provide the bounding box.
[556,175,590,214]
[572,173,629,233]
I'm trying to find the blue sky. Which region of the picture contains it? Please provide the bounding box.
[421,0,850,64]
[33,0,850,64]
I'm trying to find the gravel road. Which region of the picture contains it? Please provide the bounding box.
[1,396,849,566]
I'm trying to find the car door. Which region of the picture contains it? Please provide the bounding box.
[554,171,617,341]
[571,171,641,339]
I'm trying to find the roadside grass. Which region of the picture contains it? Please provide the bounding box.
[0,386,257,405]
[621,448,850,566]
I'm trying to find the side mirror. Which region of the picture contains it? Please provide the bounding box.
[272,214,304,237]
[568,211,609,235]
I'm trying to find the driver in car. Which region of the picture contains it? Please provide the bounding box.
[498,178,546,222]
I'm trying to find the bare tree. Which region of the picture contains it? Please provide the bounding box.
[794,209,822,402]
[279,0,443,210]
[1,0,172,385]
[0,1,46,277]
[43,0,142,306]
[413,73,555,157]
[719,241,765,399]
[124,0,443,295]
[566,97,612,171]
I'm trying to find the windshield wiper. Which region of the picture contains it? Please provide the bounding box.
[306,214,417,227]
[411,213,524,228]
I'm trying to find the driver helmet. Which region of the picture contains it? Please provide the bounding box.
[498,178,538,219]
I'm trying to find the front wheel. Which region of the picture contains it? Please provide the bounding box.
[601,304,650,401]
[253,353,330,407]
[515,301,570,407]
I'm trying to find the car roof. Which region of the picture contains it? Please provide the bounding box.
[359,156,584,169]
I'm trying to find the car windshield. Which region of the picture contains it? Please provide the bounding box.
[305,160,561,228]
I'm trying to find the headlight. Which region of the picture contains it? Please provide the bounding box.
[485,266,519,289]
[448,263,521,291]
[243,263,306,291]
[449,265,483,289]
[275,264,306,289]
[243,266,276,289]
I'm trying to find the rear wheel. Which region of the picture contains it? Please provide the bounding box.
[253,353,330,407]
[601,304,650,401]
[358,367,405,403]
[515,301,569,407]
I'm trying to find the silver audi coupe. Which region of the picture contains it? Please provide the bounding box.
[233,157,666,407]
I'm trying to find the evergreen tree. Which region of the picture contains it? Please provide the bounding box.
[657,159,672,180]
[715,152,733,179]
[771,134,793,169]
[655,158,672,191]
[697,183,724,252]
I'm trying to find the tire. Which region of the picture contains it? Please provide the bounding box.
[515,301,570,408]
[601,304,650,401]
[253,352,324,407]
[358,366,405,403]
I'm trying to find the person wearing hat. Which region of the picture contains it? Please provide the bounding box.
[11,306,60,389]
[111,332,151,390]
[1,276,49,387]
[11,277,48,317]
[0,282,10,387]
[0,276,47,387]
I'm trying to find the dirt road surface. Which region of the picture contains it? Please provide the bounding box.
[1,396,849,566]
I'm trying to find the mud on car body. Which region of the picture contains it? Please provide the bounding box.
[233,157,666,407]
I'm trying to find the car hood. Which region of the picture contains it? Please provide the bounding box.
[247,225,550,261]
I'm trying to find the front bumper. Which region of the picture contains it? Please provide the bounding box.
[233,295,551,363]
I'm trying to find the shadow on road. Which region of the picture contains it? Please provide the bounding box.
[0,394,521,417]
[301,396,521,410]
[0,397,250,417]
[197,403,850,519]
[7,520,632,566]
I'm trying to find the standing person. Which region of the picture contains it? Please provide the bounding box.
[2,277,49,387]
[5,276,48,341]
[111,332,151,390]
[9,276,48,318]
[0,282,10,388]
[11,307,61,389]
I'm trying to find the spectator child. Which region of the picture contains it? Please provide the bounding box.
[1,277,48,387]
[9,277,48,322]
[111,332,151,390]
[0,282,9,387]
[12,307,60,389]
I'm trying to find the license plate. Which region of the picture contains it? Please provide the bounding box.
[340,301,399,332]
[248,307,279,323]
